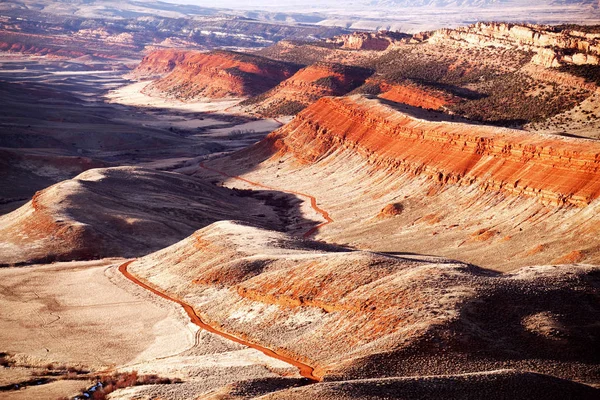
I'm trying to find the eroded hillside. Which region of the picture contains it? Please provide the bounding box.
[142,50,300,100]
[129,221,600,387]
[0,167,308,265]
[240,63,373,116]
[199,95,600,271]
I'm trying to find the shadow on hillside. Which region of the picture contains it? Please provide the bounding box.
[0,71,328,265]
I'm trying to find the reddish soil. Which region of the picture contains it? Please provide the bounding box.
[375,79,461,110]
[131,49,190,78]
[243,63,372,117]
[147,50,299,99]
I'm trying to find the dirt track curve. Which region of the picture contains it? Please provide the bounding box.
[119,261,320,381]
[199,162,333,238]
[118,160,334,382]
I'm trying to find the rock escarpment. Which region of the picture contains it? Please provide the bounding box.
[326,32,408,51]
[204,95,600,270]
[361,78,462,110]
[242,63,372,116]
[145,50,300,100]
[131,49,190,78]
[265,95,600,207]
[430,22,600,68]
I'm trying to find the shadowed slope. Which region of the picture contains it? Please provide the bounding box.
[129,221,600,385]
[241,63,372,117]
[200,94,600,270]
[0,167,310,265]
[251,370,599,400]
[146,50,300,100]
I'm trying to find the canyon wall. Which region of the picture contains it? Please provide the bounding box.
[266,95,600,207]
[146,50,300,99]
[430,22,600,67]
[131,49,190,78]
[369,79,462,110]
[242,63,372,116]
[208,94,600,270]
[326,32,407,51]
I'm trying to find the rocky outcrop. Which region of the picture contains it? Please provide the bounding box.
[430,22,600,68]
[241,63,372,117]
[261,95,600,207]
[366,78,462,110]
[146,50,300,100]
[130,49,190,79]
[0,31,129,59]
[327,32,408,51]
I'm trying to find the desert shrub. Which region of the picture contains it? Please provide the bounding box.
[351,82,382,95]
[72,371,182,400]
[447,73,590,125]
[261,100,307,117]
[314,76,339,90]
[557,64,600,85]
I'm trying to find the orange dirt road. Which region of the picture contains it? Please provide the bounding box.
[118,261,320,382]
[199,162,333,238]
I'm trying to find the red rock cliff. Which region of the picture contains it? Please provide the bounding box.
[369,79,462,110]
[148,50,300,99]
[261,95,600,207]
[430,22,600,67]
[242,62,372,116]
[132,49,190,78]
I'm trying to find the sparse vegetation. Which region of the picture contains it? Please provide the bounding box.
[448,73,590,124]
[256,99,307,117]
[557,64,600,86]
[72,371,182,400]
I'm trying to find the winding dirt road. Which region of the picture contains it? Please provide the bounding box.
[118,262,320,382]
[199,162,333,238]
[118,160,333,383]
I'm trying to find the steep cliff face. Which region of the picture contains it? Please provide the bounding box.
[326,32,407,51]
[363,78,462,110]
[241,63,372,116]
[204,95,600,270]
[430,22,600,67]
[146,50,300,100]
[265,95,600,207]
[131,221,600,384]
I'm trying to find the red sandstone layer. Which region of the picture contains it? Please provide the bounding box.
[260,95,600,207]
[371,79,461,110]
[243,62,372,116]
[147,50,300,99]
[132,49,190,78]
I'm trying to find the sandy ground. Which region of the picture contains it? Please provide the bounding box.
[0,258,299,399]
[106,81,243,113]
[0,259,193,369]
[0,379,89,400]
